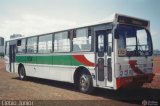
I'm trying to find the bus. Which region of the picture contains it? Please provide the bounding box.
[4,14,154,93]
[0,37,4,57]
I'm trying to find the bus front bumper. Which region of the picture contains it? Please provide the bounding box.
[116,73,155,89]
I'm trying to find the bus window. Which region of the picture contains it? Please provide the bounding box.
[5,42,9,56]
[38,34,52,53]
[27,37,37,53]
[137,30,148,51]
[73,28,91,52]
[0,37,4,46]
[117,25,152,56]
[17,39,26,53]
[108,33,112,56]
[54,31,70,52]
[98,35,104,53]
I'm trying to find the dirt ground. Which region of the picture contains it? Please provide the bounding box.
[0,59,160,106]
[153,56,160,74]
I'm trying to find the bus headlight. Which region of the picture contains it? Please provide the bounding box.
[124,70,128,76]
[120,71,123,77]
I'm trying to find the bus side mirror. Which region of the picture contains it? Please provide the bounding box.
[114,29,119,39]
[0,37,4,46]
[0,37,4,57]
[17,40,21,46]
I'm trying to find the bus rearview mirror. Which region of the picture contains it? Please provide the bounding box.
[17,40,22,46]
[0,37,4,46]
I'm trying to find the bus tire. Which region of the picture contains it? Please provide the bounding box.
[78,70,94,93]
[18,66,26,80]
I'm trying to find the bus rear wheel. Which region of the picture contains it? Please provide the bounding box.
[18,66,26,80]
[78,71,94,93]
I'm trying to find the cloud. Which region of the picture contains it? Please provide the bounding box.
[0,14,77,39]
[151,31,159,36]
[78,13,115,27]
[100,13,115,22]
[0,13,116,40]
[150,31,160,50]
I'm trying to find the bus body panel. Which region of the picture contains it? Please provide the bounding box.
[15,52,96,85]
[115,56,153,78]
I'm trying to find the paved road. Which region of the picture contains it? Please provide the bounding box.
[0,62,159,106]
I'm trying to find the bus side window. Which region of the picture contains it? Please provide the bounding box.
[27,37,37,53]
[17,39,26,53]
[38,34,52,53]
[73,28,91,52]
[54,31,70,52]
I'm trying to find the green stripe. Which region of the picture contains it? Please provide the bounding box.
[16,55,83,66]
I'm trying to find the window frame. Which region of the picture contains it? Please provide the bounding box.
[38,34,53,54]
[72,27,92,52]
[16,38,26,54]
[117,24,153,57]
[53,31,71,53]
[26,36,38,54]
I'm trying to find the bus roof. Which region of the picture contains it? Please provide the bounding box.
[6,13,150,41]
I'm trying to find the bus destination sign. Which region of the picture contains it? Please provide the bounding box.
[117,16,149,27]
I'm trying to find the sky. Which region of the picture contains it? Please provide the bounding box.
[0,0,160,50]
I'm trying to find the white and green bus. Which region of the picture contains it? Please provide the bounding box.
[4,14,154,93]
[0,37,4,57]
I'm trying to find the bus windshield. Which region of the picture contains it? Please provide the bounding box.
[117,24,152,57]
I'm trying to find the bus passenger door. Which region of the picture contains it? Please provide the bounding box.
[96,30,107,87]
[9,44,16,72]
[106,33,113,87]
[96,30,113,87]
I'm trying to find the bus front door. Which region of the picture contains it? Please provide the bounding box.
[9,44,16,72]
[96,30,113,87]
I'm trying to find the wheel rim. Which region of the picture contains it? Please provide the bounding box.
[19,67,25,79]
[79,74,90,91]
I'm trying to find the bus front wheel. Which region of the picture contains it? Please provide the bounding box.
[18,66,26,80]
[78,71,94,93]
